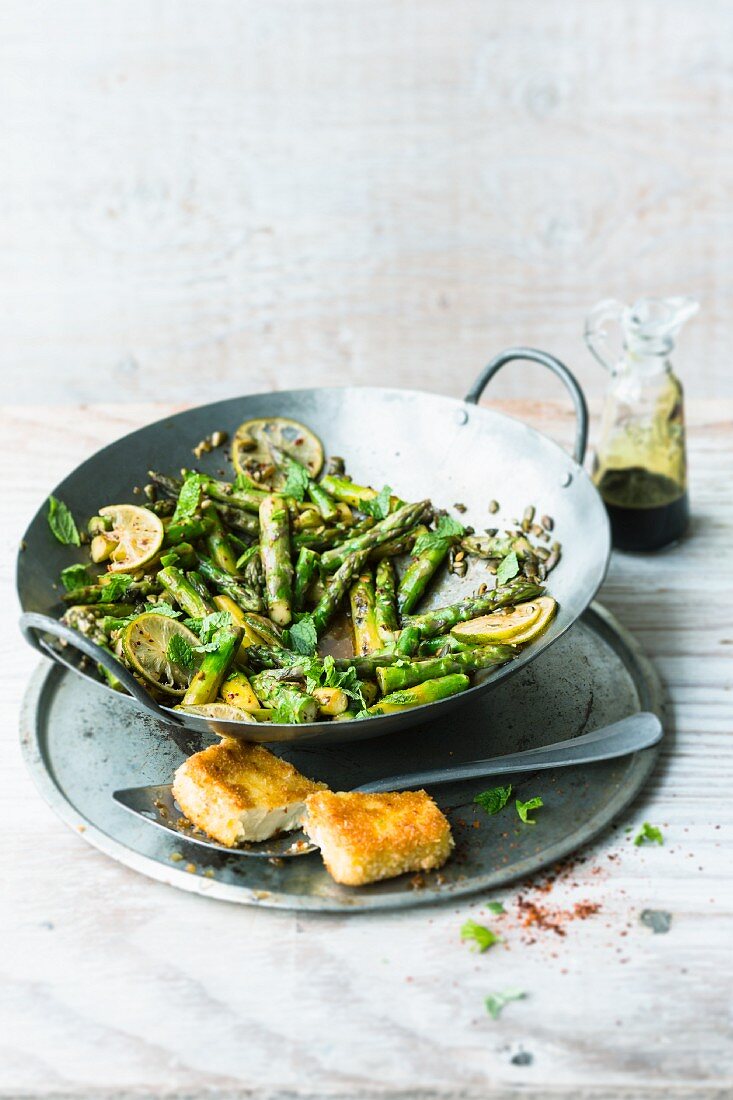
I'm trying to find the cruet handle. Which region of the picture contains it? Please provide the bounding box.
[584,299,626,372]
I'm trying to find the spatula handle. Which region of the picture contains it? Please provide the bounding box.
[355,713,662,794]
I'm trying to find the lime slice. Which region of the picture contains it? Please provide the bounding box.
[503,596,558,645]
[232,416,324,488]
[99,504,164,574]
[175,703,258,723]
[121,613,200,696]
[451,600,545,644]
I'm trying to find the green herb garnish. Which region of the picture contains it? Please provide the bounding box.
[496,550,520,586]
[60,563,94,591]
[172,473,204,524]
[166,634,198,671]
[47,496,81,546]
[286,614,318,656]
[96,573,134,601]
[361,484,393,520]
[516,796,543,824]
[485,989,526,1019]
[486,901,505,914]
[282,458,311,502]
[412,514,465,555]
[193,611,234,653]
[474,785,512,816]
[461,920,502,953]
[634,822,664,846]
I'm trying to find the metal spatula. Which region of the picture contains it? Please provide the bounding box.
[113,712,662,859]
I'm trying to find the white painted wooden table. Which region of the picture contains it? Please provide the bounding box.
[2,400,731,1099]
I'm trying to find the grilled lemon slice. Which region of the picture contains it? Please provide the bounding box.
[451,597,556,645]
[99,504,164,574]
[121,613,200,696]
[232,416,324,488]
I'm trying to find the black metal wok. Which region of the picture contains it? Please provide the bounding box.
[18,349,610,745]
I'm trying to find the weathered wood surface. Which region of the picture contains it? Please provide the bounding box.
[1,0,731,405]
[1,399,731,1099]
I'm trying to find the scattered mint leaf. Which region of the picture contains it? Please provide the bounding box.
[486,901,505,914]
[144,602,181,619]
[47,496,81,546]
[166,634,197,672]
[282,458,311,502]
[461,920,502,953]
[413,514,465,555]
[304,654,366,709]
[286,614,318,656]
[516,796,543,825]
[485,989,526,1020]
[361,484,393,520]
[233,471,258,492]
[194,611,235,653]
[97,573,134,601]
[634,822,664,846]
[474,785,512,816]
[172,473,205,523]
[496,550,520,586]
[183,617,203,635]
[60,563,94,591]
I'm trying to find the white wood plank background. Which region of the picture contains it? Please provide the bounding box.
[2,399,732,1099]
[1,0,731,405]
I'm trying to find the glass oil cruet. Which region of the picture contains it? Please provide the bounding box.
[584,296,698,552]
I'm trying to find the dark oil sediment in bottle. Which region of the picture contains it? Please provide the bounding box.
[596,467,689,552]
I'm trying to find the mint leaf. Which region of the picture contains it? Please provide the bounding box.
[47,496,81,546]
[474,784,512,816]
[233,471,258,492]
[412,514,465,555]
[166,633,197,672]
[282,458,311,502]
[361,484,393,520]
[516,796,543,824]
[145,602,181,619]
[60,563,94,591]
[486,901,505,914]
[97,573,134,601]
[634,821,664,846]
[172,473,205,523]
[485,989,526,1020]
[461,920,502,953]
[286,614,318,656]
[496,550,520,586]
[193,611,235,653]
[305,654,366,708]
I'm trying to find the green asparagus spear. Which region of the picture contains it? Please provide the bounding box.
[164,515,214,546]
[374,559,399,644]
[397,537,455,615]
[147,470,183,498]
[332,650,401,676]
[370,524,429,562]
[258,495,294,626]
[204,509,239,575]
[250,672,319,723]
[200,475,268,515]
[402,582,543,639]
[320,476,405,511]
[197,555,263,613]
[320,500,430,572]
[293,547,321,611]
[376,645,513,693]
[212,503,260,538]
[311,547,370,634]
[394,624,420,657]
[62,579,157,605]
[349,570,382,655]
[182,625,243,706]
[292,517,375,552]
[307,479,339,522]
[159,566,215,618]
[364,673,470,715]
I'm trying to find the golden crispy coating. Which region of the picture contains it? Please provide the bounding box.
[172,739,327,847]
[304,789,454,886]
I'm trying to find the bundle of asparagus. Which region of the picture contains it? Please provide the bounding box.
[51,415,558,724]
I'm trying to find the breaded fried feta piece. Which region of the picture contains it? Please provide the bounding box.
[304,789,454,886]
[172,739,327,847]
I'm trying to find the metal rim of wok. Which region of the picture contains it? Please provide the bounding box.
[17,347,610,747]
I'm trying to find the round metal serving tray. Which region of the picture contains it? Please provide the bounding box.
[20,603,663,912]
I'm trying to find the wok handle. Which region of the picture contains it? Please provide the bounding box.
[465,347,589,465]
[19,611,182,726]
